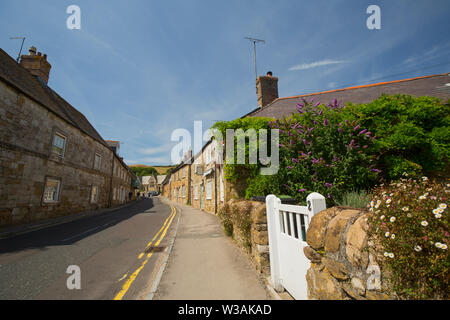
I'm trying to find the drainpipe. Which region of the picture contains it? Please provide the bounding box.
[108,151,114,208]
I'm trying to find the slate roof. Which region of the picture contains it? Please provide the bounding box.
[0,48,110,148]
[245,73,450,119]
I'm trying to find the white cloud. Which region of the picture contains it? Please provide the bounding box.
[288,59,348,71]
[138,144,174,155]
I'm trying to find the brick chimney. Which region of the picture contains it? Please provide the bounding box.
[20,46,52,84]
[256,71,279,108]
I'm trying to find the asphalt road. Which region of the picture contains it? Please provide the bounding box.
[0,197,175,300]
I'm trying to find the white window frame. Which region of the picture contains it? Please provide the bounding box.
[206,180,212,200]
[52,132,67,157]
[182,185,186,198]
[194,185,198,200]
[43,177,61,203]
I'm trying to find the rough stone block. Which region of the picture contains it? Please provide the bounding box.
[303,246,322,264]
[323,257,349,280]
[306,266,346,300]
[252,204,267,224]
[346,213,369,268]
[306,207,339,250]
[324,209,361,253]
[252,230,268,245]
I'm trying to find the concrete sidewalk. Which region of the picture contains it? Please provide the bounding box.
[152,200,272,300]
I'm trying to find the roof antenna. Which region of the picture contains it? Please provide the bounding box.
[9,36,26,62]
[245,37,265,93]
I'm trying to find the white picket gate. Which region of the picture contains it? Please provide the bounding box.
[266,193,326,300]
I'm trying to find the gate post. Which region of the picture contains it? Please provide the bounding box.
[306,192,326,217]
[266,194,283,292]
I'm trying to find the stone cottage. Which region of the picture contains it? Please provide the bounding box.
[0,46,133,227]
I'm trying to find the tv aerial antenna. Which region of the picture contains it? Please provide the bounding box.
[245,37,265,92]
[9,36,26,62]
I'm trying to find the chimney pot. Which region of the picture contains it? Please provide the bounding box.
[29,46,37,55]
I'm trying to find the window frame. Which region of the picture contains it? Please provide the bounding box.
[42,177,62,204]
[94,152,102,171]
[51,132,67,158]
[206,180,212,200]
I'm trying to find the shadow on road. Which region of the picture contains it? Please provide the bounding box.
[0,197,159,254]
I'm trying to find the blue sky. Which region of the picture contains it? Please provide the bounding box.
[1,0,449,166]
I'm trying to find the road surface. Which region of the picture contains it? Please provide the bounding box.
[0,197,176,300]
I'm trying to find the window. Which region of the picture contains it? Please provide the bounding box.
[182,185,186,198]
[94,153,102,170]
[206,180,212,200]
[113,188,117,200]
[43,178,61,203]
[194,185,198,200]
[90,186,99,203]
[52,133,66,157]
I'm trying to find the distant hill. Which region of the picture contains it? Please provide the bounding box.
[129,164,175,175]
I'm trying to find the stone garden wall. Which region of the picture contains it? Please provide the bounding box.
[304,206,397,300]
[219,199,271,276]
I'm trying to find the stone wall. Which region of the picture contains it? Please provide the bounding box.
[304,207,396,300]
[0,76,132,227]
[219,199,271,276]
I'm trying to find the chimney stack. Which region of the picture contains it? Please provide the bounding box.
[20,46,52,84]
[256,71,278,108]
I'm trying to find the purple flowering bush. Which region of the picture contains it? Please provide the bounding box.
[368,175,449,299]
[268,98,380,205]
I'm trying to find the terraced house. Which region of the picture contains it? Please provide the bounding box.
[169,152,191,205]
[190,139,225,214]
[0,46,133,227]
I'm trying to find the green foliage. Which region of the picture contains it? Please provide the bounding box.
[335,189,372,209]
[217,202,253,251]
[245,174,282,200]
[368,175,449,299]
[212,117,272,183]
[130,166,158,177]
[252,99,380,206]
[343,94,450,180]
[214,94,449,207]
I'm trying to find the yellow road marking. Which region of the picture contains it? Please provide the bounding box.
[136,205,174,260]
[114,205,177,300]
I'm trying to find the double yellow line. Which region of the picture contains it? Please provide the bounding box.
[113,204,177,300]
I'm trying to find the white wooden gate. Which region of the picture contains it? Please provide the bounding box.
[266,193,326,300]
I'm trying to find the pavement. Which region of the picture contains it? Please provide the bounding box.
[152,198,272,300]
